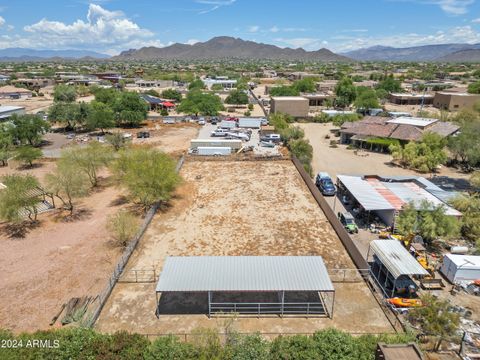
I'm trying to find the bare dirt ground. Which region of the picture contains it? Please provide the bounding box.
[297,123,470,182]
[0,162,125,333]
[131,123,199,155]
[96,160,394,336]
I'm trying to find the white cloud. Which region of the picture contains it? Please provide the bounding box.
[431,0,474,15]
[332,25,480,52]
[248,25,259,33]
[0,16,5,27]
[14,4,162,54]
[274,37,329,50]
[186,38,200,45]
[269,26,279,33]
[196,0,236,14]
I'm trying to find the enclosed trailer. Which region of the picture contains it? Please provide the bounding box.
[197,147,231,156]
[440,254,480,283]
[238,118,261,128]
[190,139,242,150]
[219,120,237,129]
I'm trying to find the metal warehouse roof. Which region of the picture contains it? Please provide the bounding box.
[156,256,334,292]
[370,240,429,279]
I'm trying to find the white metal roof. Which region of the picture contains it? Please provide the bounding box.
[0,105,25,113]
[370,240,429,279]
[156,256,334,292]
[444,254,480,270]
[386,117,438,127]
[337,175,394,211]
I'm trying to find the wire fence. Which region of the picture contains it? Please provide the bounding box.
[85,154,186,327]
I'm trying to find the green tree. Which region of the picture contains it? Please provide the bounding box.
[468,81,480,94]
[106,132,128,151]
[0,123,13,166]
[396,200,459,241]
[161,89,182,102]
[269,86,300,96]
[269,112,292,131]
[9,114,49,146]
[335,77,357,108]
[188,78,205,90]
[48,102,83,130]
[471,171,480,189]
[0,174,41,222]
[45,161,90,215]
[53,84,77,103]
[111,148,181,210]
[292,78,316,93]
[92,87,118,106]
[145,336,199,360]
[86,101,115,134]
[114,92,148,127]
[107,210,140,247]
[14,146,42,168]
[450,194,480,241]
[279,126,305,144]
[390,132,447,173]
[289,138,314,175]
[144,89,160,97]
[177,90,224,116]
[60,142,113,187]
[225,89,249,105]
[354,87,380,111]
[408,294,459,351]
[376,74,402,93]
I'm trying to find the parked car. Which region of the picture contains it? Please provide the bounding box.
[338,212,358,234]
[137,131,151,139]
[210,116,219,125]
[315,172,336,196]
[260,133,281,143]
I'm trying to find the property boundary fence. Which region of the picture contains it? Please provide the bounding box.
[86,154,186,327]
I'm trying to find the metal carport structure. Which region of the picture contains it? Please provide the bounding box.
[155,256,335,318]
[367,240,429,297]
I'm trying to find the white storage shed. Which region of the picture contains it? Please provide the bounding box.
[238,118,261,128]
[440,254,480,283]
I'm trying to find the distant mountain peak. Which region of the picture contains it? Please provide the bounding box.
[112,36,350,62]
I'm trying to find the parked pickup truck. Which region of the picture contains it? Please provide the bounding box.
[338,212,359,234]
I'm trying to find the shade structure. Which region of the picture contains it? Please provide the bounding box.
[369,240,428,280]
[156,256,334,293]
[162,101,175,107]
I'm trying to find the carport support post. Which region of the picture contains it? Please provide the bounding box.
[208,291,211,318]
[281,291,285,317]
[331,291,335,319]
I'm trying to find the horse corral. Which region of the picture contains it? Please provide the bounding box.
[95,159,394,336]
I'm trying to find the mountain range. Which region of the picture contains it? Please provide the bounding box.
[0,48,109,61]
[112,36,350,62]
[342,43,480,61]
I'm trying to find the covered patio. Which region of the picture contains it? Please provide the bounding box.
[155,256,335,318]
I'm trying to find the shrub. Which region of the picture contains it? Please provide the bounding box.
[107,210,140,247]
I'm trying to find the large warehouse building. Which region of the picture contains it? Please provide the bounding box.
[270,96,309,117]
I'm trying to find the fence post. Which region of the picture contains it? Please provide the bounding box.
[135,270,138,283]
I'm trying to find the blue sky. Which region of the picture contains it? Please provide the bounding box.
[2,0,480,54]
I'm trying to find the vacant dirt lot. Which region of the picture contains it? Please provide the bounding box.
[96,160,393,335]
[0,162,125,333]
[130,123,199,155]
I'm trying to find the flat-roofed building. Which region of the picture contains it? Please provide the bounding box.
[0,106,26,121]
[389,93,434,106]
[270,96,309,117]
[0,85,32,99]
[433,92,480,111]
[303,93,335,107]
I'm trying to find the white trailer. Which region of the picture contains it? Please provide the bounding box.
[190,139,242,150]
[219,120,237,129]
[238,118,261,128]
[440,254,480,283]
[197,147,231,156]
